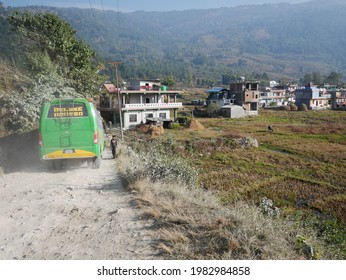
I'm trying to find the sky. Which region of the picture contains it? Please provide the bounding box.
[2,0,310,12]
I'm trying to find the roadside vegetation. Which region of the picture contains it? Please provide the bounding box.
[116,109,346,259]
[0,9,103,136]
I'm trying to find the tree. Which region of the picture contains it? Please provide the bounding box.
[8,11,102,96]
[222,73,239,85]
[0,73,81,134]
[206,103,220,117]
[302,73,312,84]
[325,71,343,86]
[312,71,323,85]
[162,76,176,88]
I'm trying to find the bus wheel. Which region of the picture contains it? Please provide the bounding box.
[52,160,63,170]
[92,157,101,169]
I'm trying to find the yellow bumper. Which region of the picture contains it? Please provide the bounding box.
[42,149,96,160]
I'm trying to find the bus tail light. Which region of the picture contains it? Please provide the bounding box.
[93,132,98,144]
[39,133,43,146]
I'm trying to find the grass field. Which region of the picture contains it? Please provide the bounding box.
[119,109,346,259]
[166,110,346,216]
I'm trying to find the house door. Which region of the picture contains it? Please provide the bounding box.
[146,97,150,103]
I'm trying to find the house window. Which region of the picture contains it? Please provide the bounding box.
[129,114,137,123]
[146,113,153,118]
[159,113,167,119]
[145,97,150,103]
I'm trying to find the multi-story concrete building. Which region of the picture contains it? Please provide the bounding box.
[229,81,259,116]
[98,81,183,129]
[295,84,331,110]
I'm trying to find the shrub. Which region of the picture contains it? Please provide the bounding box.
[290,103,298,111]
[170,123,181,129]
[296,235,319,260]
[118,141,198,187]
[279,105,290,111]
[269,102,277,107]
[0,73,80,134]
[238,137,259,148]
[299,104,308,111]
[176,116,190,125]
[207,103,221,117]
[259,197,281,217]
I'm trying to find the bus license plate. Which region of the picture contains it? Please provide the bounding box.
[63,149,75,154]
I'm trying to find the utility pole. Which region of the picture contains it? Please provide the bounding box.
[110,61,124,141]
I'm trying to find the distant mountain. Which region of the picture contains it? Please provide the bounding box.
[8,0,346,83]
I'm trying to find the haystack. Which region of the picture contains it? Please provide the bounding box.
[185,118,205,130]
[137,123,150,133]
[148,125,164,136]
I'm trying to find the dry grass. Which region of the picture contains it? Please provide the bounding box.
[116,109,346,259]
[164,110,346,223]
[117,145,324,260]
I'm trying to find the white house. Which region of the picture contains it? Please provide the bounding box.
[120,88,183,129]
[98,81,183,129]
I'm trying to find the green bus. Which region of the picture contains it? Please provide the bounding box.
[39,98,105,169]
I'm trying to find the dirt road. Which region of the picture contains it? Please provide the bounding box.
[0,148,158,260]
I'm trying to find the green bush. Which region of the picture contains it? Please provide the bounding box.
[170,123,181,129]
[0,73,80,134]
[177,116,190,125]
[269,102,277,107]
[123,141,198,187]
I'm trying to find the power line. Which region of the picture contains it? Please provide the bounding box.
[88,0,95,18]
[117,0,120,27]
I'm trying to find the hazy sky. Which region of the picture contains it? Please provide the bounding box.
[2,0,310,12]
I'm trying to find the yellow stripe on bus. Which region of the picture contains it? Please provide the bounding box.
[43,149,96,159]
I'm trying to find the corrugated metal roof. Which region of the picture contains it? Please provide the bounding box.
[207,87,227,93]
[103,83,117,93]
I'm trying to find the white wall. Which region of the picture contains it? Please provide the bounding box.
[123,110,171,129]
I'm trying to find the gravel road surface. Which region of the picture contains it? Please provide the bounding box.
[0,149,158,260]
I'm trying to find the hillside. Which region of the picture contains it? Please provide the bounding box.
[7,0,346,83]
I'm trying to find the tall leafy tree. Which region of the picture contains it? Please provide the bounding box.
[312,71,323,85]
[8,11,101,95]
[162,76,176,88]
[325,71,343,86]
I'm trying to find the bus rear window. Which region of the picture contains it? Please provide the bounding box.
[47,103,88,118]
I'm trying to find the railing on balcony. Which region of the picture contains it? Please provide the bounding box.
[122,102,183,110]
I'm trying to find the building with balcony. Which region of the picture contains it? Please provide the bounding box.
[120,89,183,129]
[260,86,293,107]
[295,84,331,110]
[330,89,346,109]
[98,81,182,129]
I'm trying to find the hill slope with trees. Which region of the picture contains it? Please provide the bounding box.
[7,0,346,84]
[0,4,102,136]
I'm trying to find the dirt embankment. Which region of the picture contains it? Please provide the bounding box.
[0,132,158,260]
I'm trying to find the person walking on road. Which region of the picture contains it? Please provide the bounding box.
[110,135,117,159]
